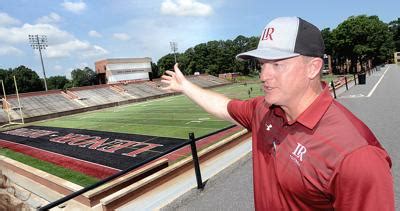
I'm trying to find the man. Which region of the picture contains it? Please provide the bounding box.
[161,17,394,210]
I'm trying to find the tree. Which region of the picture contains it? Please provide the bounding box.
[10,65,44,94]
[321,28,333,56]
[71,67,97,87]
[389,18,400,51]
[331,15,395,73]
[157,54,179,76]
[150,62,159,79]
[47,76,70,90]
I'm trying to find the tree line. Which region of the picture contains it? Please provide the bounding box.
[1,15,399,94]
[156,15,400,75]
[0,66,98,95]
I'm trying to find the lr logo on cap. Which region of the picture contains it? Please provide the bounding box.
[292,143,307,162]
[262,27,275,40]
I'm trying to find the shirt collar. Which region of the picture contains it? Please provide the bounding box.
[270,82,333,130]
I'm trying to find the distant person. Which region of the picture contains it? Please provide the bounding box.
[162,17,394,210]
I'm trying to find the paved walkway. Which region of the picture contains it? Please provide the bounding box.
[162,64,400,211]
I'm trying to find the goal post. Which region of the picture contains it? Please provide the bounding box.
[0,77,24,127]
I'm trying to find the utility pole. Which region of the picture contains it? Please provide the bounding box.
[29,34,48,91]
[170,41,178,64]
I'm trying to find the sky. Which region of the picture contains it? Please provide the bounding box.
[0,0,399,78]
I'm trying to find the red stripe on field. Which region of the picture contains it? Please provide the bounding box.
[0,139,119,179]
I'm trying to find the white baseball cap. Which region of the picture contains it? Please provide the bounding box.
[236,17,325,60]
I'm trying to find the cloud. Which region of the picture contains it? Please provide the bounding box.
[46,40,108,58]
[88,30,102,38]
[36,12,61,24]
[161,0,213,17]
[0,23,72,44]
[61,0,87,13]
[0,12,21,26]
[0,46,23,56]
[113,33,131,41]
[0,22,107,59]
[53,65,63,71]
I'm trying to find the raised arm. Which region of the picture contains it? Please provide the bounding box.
[161,63,236,124]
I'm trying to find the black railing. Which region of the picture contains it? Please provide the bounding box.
[38,124,236,210]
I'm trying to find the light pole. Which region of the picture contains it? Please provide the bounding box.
[29,34,48,91]
[170,41,178,64]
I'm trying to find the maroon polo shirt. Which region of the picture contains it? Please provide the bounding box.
[227,84,394,211]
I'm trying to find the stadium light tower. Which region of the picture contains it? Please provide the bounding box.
[29,34,48,91]
[170,41,178,63]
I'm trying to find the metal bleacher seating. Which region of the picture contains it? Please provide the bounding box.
[121,83,155,98]
[0,108,9,123]
[71,87,132,107]
[6,91,83,118]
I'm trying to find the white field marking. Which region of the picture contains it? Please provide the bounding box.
[110,95,182,110]
[0,139,120,171]
[120,122,218,129]
[119,117,224,122]
[367,66,390,97]
[185,120,202,124]
[198,117,210,121]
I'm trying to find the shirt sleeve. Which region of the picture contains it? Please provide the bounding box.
[332,145,394,211]
[227,97,260,130]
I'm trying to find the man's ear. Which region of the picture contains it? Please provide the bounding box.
[307,57,323,79]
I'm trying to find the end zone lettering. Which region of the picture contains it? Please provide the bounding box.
[3,128,163,158]
[2,128,58,138]
[49,133,162,157]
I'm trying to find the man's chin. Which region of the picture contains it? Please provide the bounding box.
[264,96,276,105]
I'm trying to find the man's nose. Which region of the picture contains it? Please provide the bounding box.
[260,63,273,82]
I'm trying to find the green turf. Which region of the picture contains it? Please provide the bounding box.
[0,148,99,187]
[33,83,263,139]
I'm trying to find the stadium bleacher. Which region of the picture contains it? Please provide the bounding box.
[0,74,229,124]
[69,85,133,107]
[5,90,83,119]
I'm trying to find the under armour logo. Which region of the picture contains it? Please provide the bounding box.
[266,124,272,131]
[292,143,307,161]
[262,27,275,40]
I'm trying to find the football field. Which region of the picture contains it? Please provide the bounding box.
[0,82,263,186]
[33,83,263,139]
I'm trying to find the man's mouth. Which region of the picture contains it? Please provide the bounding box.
[264,86,274,91]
